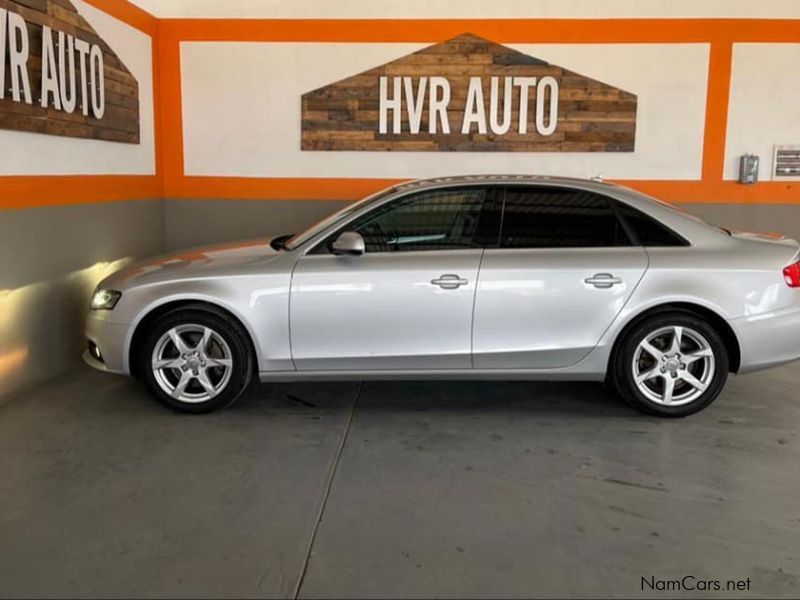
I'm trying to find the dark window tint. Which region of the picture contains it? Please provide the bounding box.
[616,203,689,247]
[345,187,488,253]
[499,187,631,248]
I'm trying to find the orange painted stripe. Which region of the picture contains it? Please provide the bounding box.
[5,175,795,208]
[151,36,162,190]
[158,26,185,199]
[701,41,733,181]
[81,0,158,36]
[166,177,800,205]
[0,176,160,209]
[159,18,800,44]
[616,180,800,204]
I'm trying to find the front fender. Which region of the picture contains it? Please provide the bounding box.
[117,275,293,375]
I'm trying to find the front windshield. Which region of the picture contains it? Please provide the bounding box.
[284,186,399,250]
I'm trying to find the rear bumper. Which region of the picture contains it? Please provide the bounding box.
[731,307,800,373]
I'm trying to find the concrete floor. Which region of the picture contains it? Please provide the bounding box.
[0,366,798,599]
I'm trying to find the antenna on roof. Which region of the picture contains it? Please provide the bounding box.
[590,173,604,182]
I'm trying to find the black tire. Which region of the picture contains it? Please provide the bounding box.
[138,305,253,413]
[611,311,729,417]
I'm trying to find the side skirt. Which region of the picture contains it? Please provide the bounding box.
[258,369,606,383]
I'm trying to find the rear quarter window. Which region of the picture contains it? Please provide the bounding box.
[615,202,690,247]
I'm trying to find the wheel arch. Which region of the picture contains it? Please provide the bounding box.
[608,302,742,374]
[127,298,260,379]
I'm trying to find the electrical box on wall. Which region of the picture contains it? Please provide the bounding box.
[773,145,800,181]
[738,154,759,184]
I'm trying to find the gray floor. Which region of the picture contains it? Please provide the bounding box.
[0,366,798,599]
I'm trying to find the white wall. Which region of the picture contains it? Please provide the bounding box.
[725,44,800,182]
[0,0,156,176]
[181,42,709,181]
[129,0,800,18]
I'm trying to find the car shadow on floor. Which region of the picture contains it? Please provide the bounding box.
[48,366,716,422]
[229,378,640,420]
[45,365,691,421]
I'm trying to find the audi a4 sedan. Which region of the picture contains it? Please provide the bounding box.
[84,175,800,416]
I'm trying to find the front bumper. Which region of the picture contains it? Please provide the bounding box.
[731,306,800,374]
[82,349,111,372]
[84,311,132,374]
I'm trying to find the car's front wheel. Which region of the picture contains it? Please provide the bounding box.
[138,306,253,413]
[612,312,729,417]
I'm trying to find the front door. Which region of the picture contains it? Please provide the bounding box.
[290,186,495,371]
[472,185,648,369]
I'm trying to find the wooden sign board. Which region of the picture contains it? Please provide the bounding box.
[302,33,636,152]
[0,0,140,143]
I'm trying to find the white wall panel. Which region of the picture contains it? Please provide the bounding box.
[181,42,708,181]
[0,0,156,176]
[725,44,800,181]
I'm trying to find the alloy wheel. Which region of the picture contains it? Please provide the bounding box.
[631,325,716,406]
[151,324,233,403]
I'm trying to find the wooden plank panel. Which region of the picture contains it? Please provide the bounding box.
[301,32,636,152]
[14,0,47,10]
[0,0,140,144]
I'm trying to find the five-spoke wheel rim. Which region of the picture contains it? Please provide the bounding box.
[151,324,233,403]
[631,325,715,406]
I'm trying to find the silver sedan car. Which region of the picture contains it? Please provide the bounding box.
[84,175,800,416]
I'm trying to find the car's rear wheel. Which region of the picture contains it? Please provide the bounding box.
[612,312,729,417]
[139,307,253,413]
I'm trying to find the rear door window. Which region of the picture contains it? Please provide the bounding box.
[498,186,632,248]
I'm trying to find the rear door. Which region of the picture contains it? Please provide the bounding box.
[472,185,648,369]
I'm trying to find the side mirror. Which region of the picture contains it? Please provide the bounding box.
[331,231,365,256]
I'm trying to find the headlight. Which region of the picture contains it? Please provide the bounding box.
[90,289,122,310]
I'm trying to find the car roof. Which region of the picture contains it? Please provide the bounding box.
[391,174,621,194]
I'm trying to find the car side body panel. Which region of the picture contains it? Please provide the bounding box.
[83,175,800,384]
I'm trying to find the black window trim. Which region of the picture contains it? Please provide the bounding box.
[608,198,641,246]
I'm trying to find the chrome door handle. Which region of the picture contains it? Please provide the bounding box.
[431,274,468,289]
[584,273,623,288]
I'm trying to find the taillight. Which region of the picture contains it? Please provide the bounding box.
[784,261,800,288]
